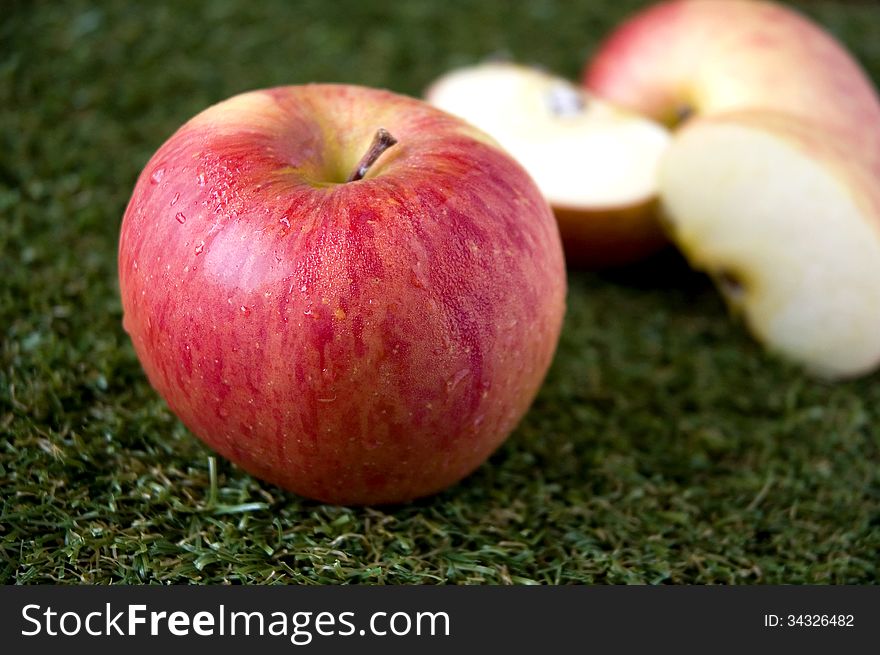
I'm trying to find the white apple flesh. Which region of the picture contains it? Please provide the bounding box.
[663,112,880,378]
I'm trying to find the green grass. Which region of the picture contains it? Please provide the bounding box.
[2,0,879,584]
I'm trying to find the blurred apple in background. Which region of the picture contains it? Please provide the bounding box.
[118,84,566,505]
[585,0,880,378]
[426,62,672,268]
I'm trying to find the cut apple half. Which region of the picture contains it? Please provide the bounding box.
[661,112,880,378]
[426,62,672,267]
[583,0,880,378]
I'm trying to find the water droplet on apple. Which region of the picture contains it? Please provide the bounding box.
[175,212,186,224]
[446,368,470,392]
[197,172,206,187]
[150,167,165,184]
[240,305,251,317]
[170,192,180,206]
[194,241,205,255]
[279,216,290,230]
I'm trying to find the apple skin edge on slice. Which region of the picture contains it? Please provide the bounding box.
[585,0,880,379]
[426,62,672,269]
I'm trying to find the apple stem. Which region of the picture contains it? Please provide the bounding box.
[347,128,398,182]
[675,104,694,125]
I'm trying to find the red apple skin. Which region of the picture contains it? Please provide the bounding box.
[118,85,566,505]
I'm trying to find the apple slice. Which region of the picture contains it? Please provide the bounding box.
[426,62,672,267]
[662,111,880,378]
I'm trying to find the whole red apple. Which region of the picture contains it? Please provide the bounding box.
[118,85,566,505]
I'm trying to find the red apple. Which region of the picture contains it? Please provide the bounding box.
[118,85,566,505]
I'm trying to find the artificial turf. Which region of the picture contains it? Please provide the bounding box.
[2,0,879,584]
